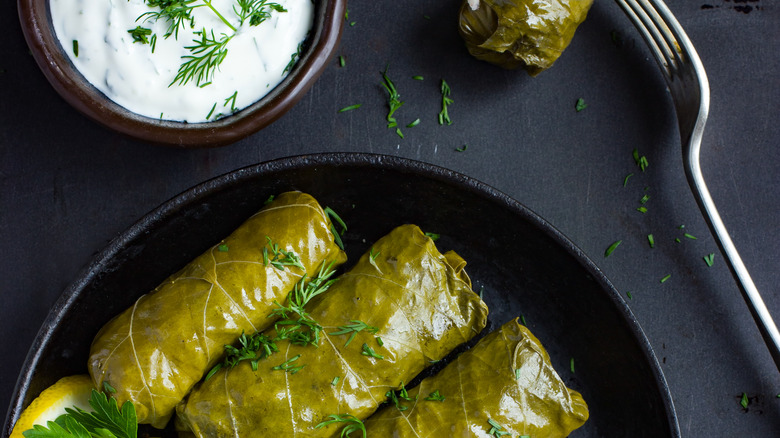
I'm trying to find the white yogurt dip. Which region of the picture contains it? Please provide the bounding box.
[50,0,314,122]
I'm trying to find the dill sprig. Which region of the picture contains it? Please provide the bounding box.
[314,414,366,438]
[438,79,453,125]
[330,320,379,346]
[381,68,405,132]
[171,29,233,87]
[262,236,305,271]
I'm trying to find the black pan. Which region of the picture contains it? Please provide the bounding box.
[3,153,680,437]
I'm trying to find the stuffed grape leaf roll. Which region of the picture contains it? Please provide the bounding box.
[176,224,489,437]
[88,191,347,428]
[364,318,589,437]
[459,0,594,75]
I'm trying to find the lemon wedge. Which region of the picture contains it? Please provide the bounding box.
[10,374,95,437]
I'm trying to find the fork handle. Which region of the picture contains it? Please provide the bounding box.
[685,149,780,371]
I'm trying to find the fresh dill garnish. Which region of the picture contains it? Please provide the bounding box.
[137,0,288,87]
[570,357,575,373]
[324,207,347,250]
[262,236,305,271]
[521,314,527,326]
[171,29,233,87]
[637,206,648,213]
[703,253,715,267]
[407,118,421,128]
[487,418,510,437]
[338,55,345,67]
[604,240,622,257]
[455,144,467,152]
[23,389,137,438]
[272,354,305,374]
[72,40,79,57]
[412,75,424,80]
[264,194,275,205]
[330,320,379,347]
[361,343,384,360]
[314,414,366,438]
[224,90,238,112]
[640,194,650,204]
[740,392,749,409]
[575,98,587,112]
[338,104,362,113]
[385,382,416,411]
[647,234,655,248]
[206,331,278,379]
[660,274,671,283]
[368,247,382,273]
[206,101,218,119]
[425,389,445,401]
[626,291,633,299]
[218,243,229,252]
[331,376,340,386]
[633,148,649,171]
[375,336,383,346]
[283,41,304,74]
[381,67,405,135]
[424,232,440,241]
[128,26,153,44]
[623,173,634,187]
[439,79,453,125]
[684,233,697,240]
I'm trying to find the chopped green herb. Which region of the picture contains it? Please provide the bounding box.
[487,418,510,437]
[647,234,655,248]
[206,331,278,379]
[330,320,379,347]
[703,253,715,267]
[678,224,686,229]
[324,206,347,250]
[515,368,521,380]
[439,79,453,125]
[385,382,414,411]
[350,21,355,26]
[375,336,383,347]
[637,206,648,213]
[338,104,362,113]
[381,67,405,135]
[640,194,650,204]
[424,232,440,241]
[272,354,305,374]
[262,236,304,271]
[604,240,622,257]
[632,148,649,171]
[570,357,575,373]
[521,315,527,326]
[407,118,421,128]
[361,343,384,360]
[412,75,424,80]
[128,26,153,44]
[479,286,484,300]
[740,392,749,409]
[425,389,445,401]
[206,102,217,119]
[331,376,340,386]
[218,243,229,252]
[283,40,303,74]
[684,233,697,240]
[264,194,275,205]
[575,98,587,112]
[315,413,366,438]
[224,90,238,112]
[396,128,404,138]
[455,144,468,152]
[675,238,681,243]
[72,40,78,57]
[626,291,633,299]
[623,173,634,187]
[660,274,671,283]
[338,55,345,67]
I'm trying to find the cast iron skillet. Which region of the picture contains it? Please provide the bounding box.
[3,153,681,436]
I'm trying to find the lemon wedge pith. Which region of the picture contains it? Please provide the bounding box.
[10,374,95,437]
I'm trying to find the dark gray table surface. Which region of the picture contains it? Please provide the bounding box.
[2,0,779,435]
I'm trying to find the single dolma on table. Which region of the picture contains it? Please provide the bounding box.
[176,224,489,437]
[364,318,589,437]
[88,191,347,428]
[459,0,594,75]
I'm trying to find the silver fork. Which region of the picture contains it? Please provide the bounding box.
[615,0,780,371]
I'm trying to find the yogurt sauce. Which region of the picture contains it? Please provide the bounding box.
[50,0,313,123]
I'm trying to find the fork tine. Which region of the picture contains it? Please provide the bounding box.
[616,0,677,76]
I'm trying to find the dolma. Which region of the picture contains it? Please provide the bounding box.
[88,191,347,428]
[176,224,489,437]
[459,0,594,75]
[364,318,589,437]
